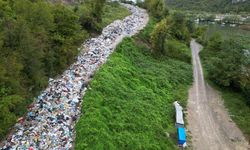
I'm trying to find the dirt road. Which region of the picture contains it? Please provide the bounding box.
[187,40,249,150]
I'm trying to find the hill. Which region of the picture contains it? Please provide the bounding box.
[165,0,250,13]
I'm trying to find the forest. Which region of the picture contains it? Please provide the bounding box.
[0,0,130,140]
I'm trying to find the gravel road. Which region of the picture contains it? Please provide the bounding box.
[187,40,249,150]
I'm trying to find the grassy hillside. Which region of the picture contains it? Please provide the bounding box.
[166,0,250,13]
[75,20,193,149]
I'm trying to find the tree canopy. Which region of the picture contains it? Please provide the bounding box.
[0,0,108,140]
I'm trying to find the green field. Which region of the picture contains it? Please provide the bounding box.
[75,20,193,149]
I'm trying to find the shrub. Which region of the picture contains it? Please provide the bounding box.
[0,95,26,139]
[144,0,168,20]
[150,18,170,54]
[78,0,106,32]
[207,39,244,87]
[169,12,191,43]
[164,40,191,63]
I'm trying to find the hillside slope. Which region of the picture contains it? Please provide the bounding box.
[75,21,193,149]
[166,0,250,13]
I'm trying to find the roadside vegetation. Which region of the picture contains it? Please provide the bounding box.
[76,1,195,149]
[0,0,130,140]
[198,24,250,141]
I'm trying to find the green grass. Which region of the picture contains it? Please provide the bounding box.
[220,89,250,143]
[202,79,250,143]
[101,2,131,28]
[75,21,193,149]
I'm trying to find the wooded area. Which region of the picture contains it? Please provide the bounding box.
[0,0,129,140]
[200,31,250,105]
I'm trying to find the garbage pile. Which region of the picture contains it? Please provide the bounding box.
[1,3,148,150]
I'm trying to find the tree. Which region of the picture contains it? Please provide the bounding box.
[207,39,244,87]
[0,95,25,139]
[31,1,54,30]
[0,0,13,24]
[186,19,196,34]
[15,18,47,91]
[78,0,106,31]
[169,12,190,43]
[240,50,250,105]
[0,0,92,141]
[150,18,170,54]
[223,15,241,24]
[207,33,223,51]
[52,4,81,38]
[164,39,191,63]
[51,4,85,74]
[145,0,168,20]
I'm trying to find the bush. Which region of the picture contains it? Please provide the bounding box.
[193,26,207,45]
[144,0,168,20]
[150,18,169,54]
[137,19,157,43]
[164,40,191,63]
[169,12,191,43]
[0,95,26,139]
[206,33,223,51]
[77,0,106,32]
[150,12,193,55]
[201,36,250,105]
[207,39,244,87]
